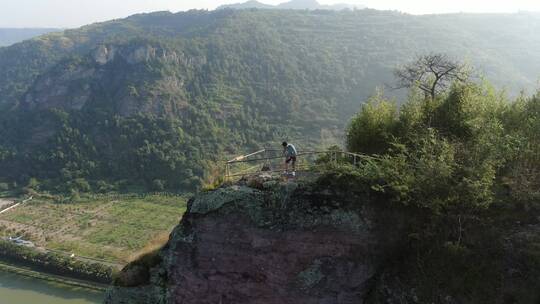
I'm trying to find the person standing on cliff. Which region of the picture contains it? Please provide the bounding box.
[282,141,297,177]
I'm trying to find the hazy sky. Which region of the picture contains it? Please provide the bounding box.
[1,0,540,28]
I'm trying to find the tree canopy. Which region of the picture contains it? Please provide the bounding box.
[345,77,540,211]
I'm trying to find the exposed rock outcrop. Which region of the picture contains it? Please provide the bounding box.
[104,181,414,304]
[22,43,191,116]
[93,45,116,65]
[104,177,540,304]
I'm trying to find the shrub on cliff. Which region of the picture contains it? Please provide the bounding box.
[373,129,457,210]
[343,81,538,211]
[500,93,540,206]
[346,91,399,155]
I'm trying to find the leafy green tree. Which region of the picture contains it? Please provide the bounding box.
[346,91,399,155]
[342,78,527,211]
[501,92,540,204]
[373,129,456,211]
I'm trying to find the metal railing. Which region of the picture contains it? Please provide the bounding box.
[224,148,375,181]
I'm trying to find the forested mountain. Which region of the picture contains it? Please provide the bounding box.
[218,1,275,10]
[1,9,540,193]
[218,0,365,10]
[0,28,58,47]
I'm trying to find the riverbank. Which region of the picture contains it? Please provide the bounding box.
[0,261,108,291]
[0,268,104,304]
[0,239,113,284]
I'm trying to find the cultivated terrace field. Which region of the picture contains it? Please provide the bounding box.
[0,193,187,264]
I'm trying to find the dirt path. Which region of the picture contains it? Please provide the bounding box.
[0,196,32,215]
[0,202,20,215]
[0,199,14,211]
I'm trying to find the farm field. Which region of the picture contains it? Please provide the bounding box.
[0,193,188,264]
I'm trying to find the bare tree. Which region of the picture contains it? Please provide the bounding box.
[394,53,471,100]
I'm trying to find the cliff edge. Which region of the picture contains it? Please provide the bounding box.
[104,177,540,304]
[104,179,414,304]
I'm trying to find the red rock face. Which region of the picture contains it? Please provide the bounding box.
[167,209,398,304]
[105,185,410,304]
[105,185,540,304]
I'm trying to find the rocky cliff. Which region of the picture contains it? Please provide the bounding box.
[104,178,540,304]
[23,43,190,117]
[104,179,415,304]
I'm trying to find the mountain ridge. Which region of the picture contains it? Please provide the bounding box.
[218,0,366,10]
[1,9,540,192]
[0,28,59,47]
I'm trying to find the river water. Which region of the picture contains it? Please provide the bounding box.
[0,270,104,303]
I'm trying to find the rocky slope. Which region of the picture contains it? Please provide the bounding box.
[22,43,189,117]
[105,177,540,304]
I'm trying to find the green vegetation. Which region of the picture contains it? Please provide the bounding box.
[2,10,540,192]
[0,240,112,284]
[1,9,540,299]
[342,77,540,212]
[0,261,107,291]
[0,193,187,262]
[316,57,540,302]
[346,90,399,155]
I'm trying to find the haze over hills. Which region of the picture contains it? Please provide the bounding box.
[219,0,366,10]
[1,9,540,192]
[0,28,59,47]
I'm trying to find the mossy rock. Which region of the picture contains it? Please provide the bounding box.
[189,186,261,215]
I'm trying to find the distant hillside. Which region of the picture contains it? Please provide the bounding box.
[1,9,540,192]
[0,28,59,47]
[218,0,274,10]
[219,0,365,10]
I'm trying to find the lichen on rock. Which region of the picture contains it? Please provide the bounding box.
[297,259,324,289]
[189,185,262,215]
